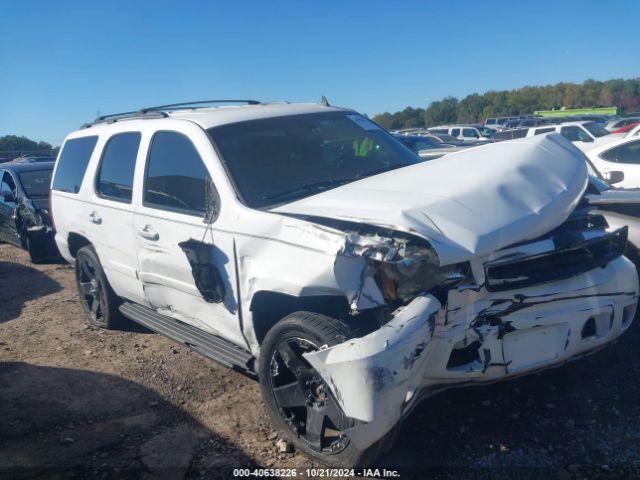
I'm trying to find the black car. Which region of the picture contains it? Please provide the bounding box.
[0,161,58,262]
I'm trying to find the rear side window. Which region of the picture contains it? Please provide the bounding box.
[52,136,98,193]
[600,140,640,164]
[143,131,209,216]
[451,128,460,137]
[534,127,555,135]
[96,132,141,203]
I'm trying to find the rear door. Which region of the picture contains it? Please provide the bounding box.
[86,130,144,304]
[133,122,244,346]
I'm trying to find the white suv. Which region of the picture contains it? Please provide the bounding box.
[51,100,638,467]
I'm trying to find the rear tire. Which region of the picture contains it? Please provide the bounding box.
[258,311,398,467]
[75,245,123,329]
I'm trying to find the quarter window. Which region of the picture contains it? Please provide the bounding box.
[144,131,210,215]
[52,136,98,193]
[96,132,141,202]
[534,127,555,135]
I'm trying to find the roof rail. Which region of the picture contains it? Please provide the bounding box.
[81,110,168,128]
[82,99,261,128]
[139,99,261,113]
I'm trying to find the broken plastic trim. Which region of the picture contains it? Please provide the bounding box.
[179,239,226,303]
[203,177,221,224]
[485,226,628,291]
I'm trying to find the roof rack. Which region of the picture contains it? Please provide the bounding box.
[139,99,260,113]
[82,99,261,128]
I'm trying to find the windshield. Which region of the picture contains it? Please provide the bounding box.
[208,111,422,208]
[583,122,610,138]
[18,169,52,198]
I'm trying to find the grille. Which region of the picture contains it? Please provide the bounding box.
[485,227,627,292]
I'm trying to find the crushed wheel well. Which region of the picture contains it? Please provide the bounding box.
[250,291,350,345]
[68,233,92,258]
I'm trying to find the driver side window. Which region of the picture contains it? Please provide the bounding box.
[561,126,589,142]
[1,171,17,200]
[143,131,212,216]
[462,128,479,138]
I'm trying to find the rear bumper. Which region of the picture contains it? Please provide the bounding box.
[305,255,638,451]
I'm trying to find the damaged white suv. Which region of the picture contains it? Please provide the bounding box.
[51,100,638,466]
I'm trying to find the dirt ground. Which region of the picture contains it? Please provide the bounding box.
[1,243,640,480]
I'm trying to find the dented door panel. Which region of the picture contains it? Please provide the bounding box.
[133,209,246,348]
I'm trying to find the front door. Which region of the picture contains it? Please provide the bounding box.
[133,128,244,347]
[0,171,21,246]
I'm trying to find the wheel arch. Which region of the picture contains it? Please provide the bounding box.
[68,232,92,258]
[249,290,350,346]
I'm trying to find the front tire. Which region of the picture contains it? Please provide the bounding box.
[75,245,122,329]
[258,311,396,467]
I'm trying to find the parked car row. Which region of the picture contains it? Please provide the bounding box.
[3,99,640,467]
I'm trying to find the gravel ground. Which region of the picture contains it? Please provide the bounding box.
[1,243,640,479]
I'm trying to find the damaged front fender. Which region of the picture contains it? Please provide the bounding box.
[304,294,441,450]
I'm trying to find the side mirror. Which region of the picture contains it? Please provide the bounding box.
[2,190,15,203]
[604,170,624,185]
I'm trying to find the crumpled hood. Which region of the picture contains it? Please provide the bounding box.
[272,134,588,265]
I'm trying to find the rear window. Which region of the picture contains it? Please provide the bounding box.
[18,169,53,198]
[52,136,98,193]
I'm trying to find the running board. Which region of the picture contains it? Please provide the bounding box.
[119,302,255,376]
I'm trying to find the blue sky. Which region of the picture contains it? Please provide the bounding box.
[1,0,639,145]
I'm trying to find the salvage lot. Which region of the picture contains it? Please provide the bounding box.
[1,242,640,479]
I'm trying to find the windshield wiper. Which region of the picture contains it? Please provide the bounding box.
[263,178,353,205]
[263,165,406,206]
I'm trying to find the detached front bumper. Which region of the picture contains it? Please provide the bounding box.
[305,256,638,451]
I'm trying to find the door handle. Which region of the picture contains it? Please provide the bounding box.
[137,225,159,241]
[88,211,102,224]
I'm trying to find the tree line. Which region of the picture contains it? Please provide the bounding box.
[372,78,640,130]
[0,135,57,159]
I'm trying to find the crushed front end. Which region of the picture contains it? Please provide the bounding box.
[304,211,638,451]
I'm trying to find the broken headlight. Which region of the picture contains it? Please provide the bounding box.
[378,245,470,302]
